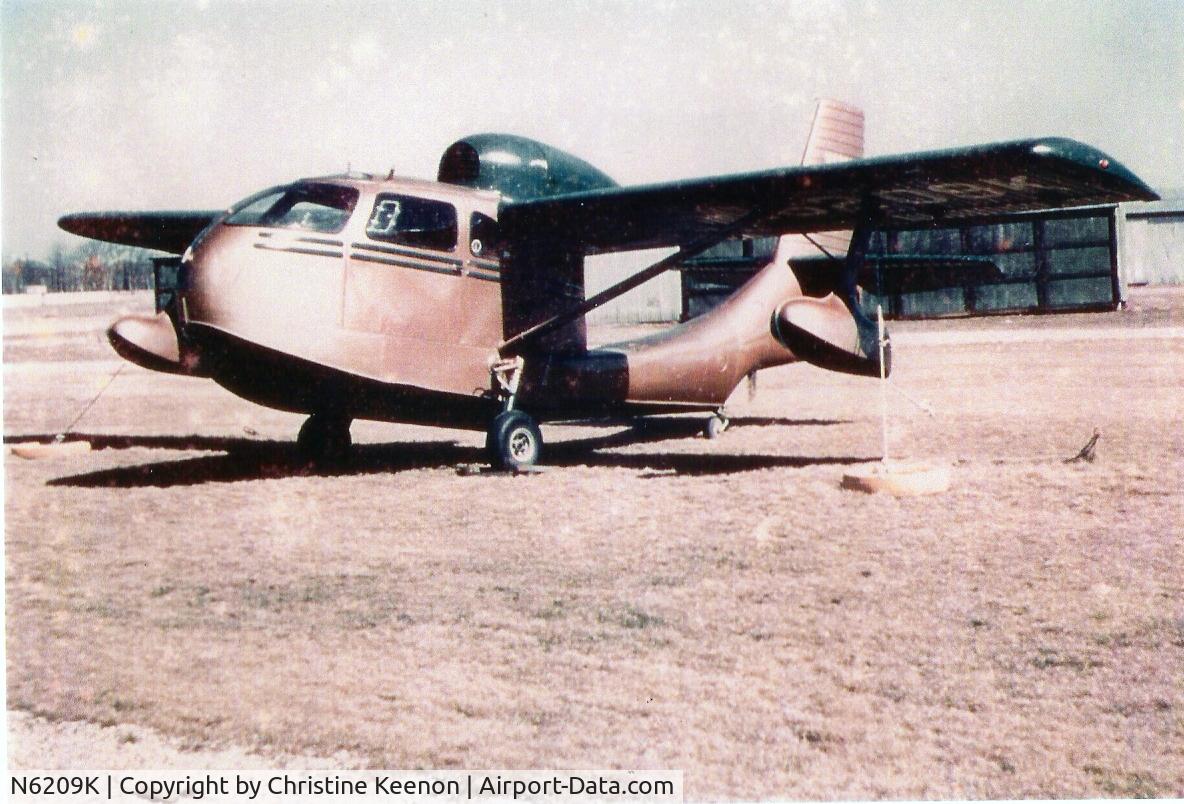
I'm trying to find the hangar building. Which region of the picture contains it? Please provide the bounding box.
[1118,193,1184,286]
[587,193,1184,324]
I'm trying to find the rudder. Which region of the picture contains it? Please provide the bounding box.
[801,98,864,166]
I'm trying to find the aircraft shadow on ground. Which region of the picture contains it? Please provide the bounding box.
[13,434,479,488]
[6,416,861,488]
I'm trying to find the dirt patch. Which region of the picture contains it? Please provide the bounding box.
[5,289,1183,798]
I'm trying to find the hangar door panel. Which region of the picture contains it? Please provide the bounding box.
[862,207,1119,318]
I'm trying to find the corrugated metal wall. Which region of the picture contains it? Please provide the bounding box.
[1119,197,1184,285]
[585,248,681,324]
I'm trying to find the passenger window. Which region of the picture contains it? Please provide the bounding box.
[366,194,457,251]
[469,212,502,258]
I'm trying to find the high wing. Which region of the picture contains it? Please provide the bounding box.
[498,138,1158,255]
[58,210,223,254]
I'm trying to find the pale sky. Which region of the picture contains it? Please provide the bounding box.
[3,0,1182,259]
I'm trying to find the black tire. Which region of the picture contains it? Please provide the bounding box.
[487,410,542,470]
[297,413,352,465]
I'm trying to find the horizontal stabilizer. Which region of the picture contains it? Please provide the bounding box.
[59,210,222,254]
[788,253,1003,298]
[859,255,1003,295]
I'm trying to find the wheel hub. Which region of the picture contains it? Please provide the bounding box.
[509,430,534,460]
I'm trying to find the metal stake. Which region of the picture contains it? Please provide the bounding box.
[878,304,888,463]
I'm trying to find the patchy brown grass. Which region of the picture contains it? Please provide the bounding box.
[5,288,1183,798]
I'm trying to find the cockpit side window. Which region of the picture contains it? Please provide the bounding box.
[225,184,359,234]
[469,212,503,258]
[366,194,457,251]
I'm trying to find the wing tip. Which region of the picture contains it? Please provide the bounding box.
[57,212,85,234]
[1028,137,1160,202]
[54,210,221,253]
[57,211,109,239]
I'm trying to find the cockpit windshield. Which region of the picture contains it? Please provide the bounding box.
[225,183,359,234]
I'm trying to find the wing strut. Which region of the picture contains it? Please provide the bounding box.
[498,209,769,355]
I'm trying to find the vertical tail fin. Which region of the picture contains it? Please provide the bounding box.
[767,101,880,377]
[778,99,865,263]
[801,98,864,166]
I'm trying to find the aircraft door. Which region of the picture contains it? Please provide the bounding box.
[343,193,503,394]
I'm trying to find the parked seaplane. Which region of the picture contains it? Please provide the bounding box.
[59,101,1156,469]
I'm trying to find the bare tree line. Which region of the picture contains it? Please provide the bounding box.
[2,241,159,294]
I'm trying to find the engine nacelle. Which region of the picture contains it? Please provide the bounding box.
[438,133,617,202]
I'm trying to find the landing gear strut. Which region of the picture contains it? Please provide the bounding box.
[297,413,352,465]
[487,355,542,470]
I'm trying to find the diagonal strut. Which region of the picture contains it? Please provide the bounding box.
[497,209,770,355]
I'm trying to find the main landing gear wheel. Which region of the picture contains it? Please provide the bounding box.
[297,413,352,465]
[704,412,730,440]
[486,410,542,471]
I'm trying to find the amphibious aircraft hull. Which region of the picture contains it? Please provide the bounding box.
[184,319,731,430]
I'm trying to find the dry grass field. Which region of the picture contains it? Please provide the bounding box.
[5,289,1182,798]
